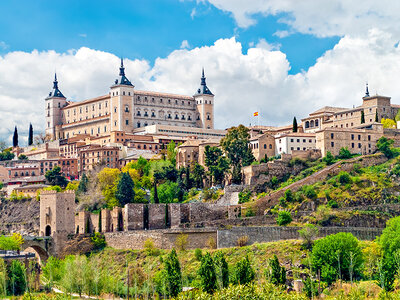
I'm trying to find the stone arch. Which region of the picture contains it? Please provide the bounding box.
[23,245,49,263]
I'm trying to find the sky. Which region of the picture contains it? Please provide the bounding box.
[1,0,400,145]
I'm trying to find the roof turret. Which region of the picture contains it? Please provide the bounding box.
[194,68,213,96]
[113,58,133,87]
[47,73,65,98]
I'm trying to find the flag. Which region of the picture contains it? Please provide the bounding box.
[253,112,259,117]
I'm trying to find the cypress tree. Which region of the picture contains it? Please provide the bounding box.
[98,210,102,233]
[12,126,18,148]
[115,172,135,206]
[28,123,33,146]
[198,252,217,293]
[267,254,286,285]
[292,117,298,132]
[361,111,365,124]
[77,173,89,194]
[153,180,159,203]
[232,255,255,285]
[164,249,182,297]
[375,110,379,122]
[214,251,229,289]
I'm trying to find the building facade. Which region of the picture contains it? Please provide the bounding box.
[45,61,215,140]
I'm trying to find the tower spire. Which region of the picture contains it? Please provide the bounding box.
[195,68,213,95]
[113,58,133,86]
[365,82,370,97]
[47,72,65,98]
[119,58,125,76]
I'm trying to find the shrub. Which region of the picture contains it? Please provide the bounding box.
[327,199,339,208]
[238,189,252,204]
[198,252,217,294]
[279,197,287,207]
[323,151,335,165]
[266,255,286,286]
[232,256,255,285]
[353,163,363,174]
[298,224,319,249]
[144,238,160,256]
[164,249,182,297]
[175,234,188,251]
[337,147,352,159]
[338,171,352,184]
[377,137,395,158]
[244,207,255,217]
[194,248,203,261]
[276,211,292,226]
[303,185,317,200]
[303,277,320,299]
[237,236,249,247]
[91,232,106,250]
[311,232,363,285]
[214,251,229,289]
[284,189,294,203]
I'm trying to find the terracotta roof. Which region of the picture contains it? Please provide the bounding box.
[277,132,316,138]
[63,95,110,109]
[308,106,348,116]
[135,90,193,100]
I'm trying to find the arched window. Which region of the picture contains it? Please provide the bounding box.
[305,121,310,128]
[264,144,267,149]
[310,120,315,127]
[45,225,51,236]
[315,119,319,127]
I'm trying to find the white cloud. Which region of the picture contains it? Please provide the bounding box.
[2,31,400,145]
[180,40,190,49]
[202,0,400,38]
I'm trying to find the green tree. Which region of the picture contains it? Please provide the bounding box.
[77,173,89,194]
[0,150,14,161]
[232,255,255,285]
[266,255,286,286]
[377,136,395,158]
[17,154,28,160]
[214,251,229,289]
[192,163,205,188]
[164,249,182,297]
[12,126,18,148]
[338,147,352,159]
[198,252,217,293]
[375,109,379,122]
[28,123,33,146]
[204,145,229,185]
[153,181,180,203]
[361,110,365,124]
[7,260,26,295]
[292,117,298,132]
[167,141,177,166]
[323,151,335,165]
[298,224,319,249]
[311,232,363,285]
[115,172,135,206]
[45,166,68,188]
[220,125,255,184]
[276,211,292,226]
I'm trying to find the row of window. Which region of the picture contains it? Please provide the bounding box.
[305,119,319,128]
[136,96,194,107]
[329,133,372,141]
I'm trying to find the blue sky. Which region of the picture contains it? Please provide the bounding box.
[0,0,339,74]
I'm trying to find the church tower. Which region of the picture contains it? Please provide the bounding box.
[194,69,214,129]
[45,73,67,140]
[109,59,135,132]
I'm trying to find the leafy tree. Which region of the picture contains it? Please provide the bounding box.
[204,145,229,185]
[191,163,205,188]
[220,125,255,184]
[266,255,286,285]
[12,126,18,148]
[0,141,6,152]
[45,166,68,188]
[115,172,135,206]
[17,154,28,160]
[298,224,319,249]
[323,151,335,165]
[153,181,180,203]
[292,117,298,132]
[276,211,292,226]
[0,150,14,161]
[232,255,255,285]
[0,234,23,251]
[42,256,64,287]
[214,251,229,289]
[361,110,365,124]
[337,147,352,159]
[77,173,89,194]
[311,232,363,285]
[198,252,217,293]
[376,136,395,158]
[381,118,396,129]
[375,109,379,122]
[167,141,177,166]
[184,166,192,190]
[164,249,182,297]
[7,260,26,295]
[28,123,33,146]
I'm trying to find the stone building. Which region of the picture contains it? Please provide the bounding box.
[176,139,220,168]
[249,133,276,161]
[45,61,216,140]
[275,132,316,155]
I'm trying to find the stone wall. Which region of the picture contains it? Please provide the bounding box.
[217,226,383,248]
[0,198,40,235]
[255,153,387,214]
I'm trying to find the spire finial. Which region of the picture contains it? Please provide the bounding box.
[202,67,205,78]
[121,57,124,67]
[365,82,370,97]
[119,58,125,77]
[53,72,58,89]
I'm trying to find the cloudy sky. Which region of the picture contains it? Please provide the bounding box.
[1,0,400,145]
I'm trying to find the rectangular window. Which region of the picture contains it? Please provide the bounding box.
[331,133,334,139]
[351,134,354,140]
[331,142,334,147]
[126,120,129,125]
[358,143,362,148]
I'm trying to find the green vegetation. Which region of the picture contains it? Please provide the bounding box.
[276,211,292,226]
[45,166,68,188]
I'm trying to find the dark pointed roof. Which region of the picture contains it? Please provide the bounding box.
[365,82,370,97]
[194,68,213,96]
[47,73,65,98]
[112,58,133,87]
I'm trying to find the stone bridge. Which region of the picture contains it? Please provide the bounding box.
[20,236,55,262]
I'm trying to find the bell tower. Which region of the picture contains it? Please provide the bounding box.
[194,69,214,129]
[45,73,67,140]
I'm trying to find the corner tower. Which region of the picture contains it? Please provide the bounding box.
[109,59,135,132]
[45,73,67,140]
[194,69,214,129]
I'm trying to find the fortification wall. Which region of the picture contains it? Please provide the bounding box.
[0,199,40,235]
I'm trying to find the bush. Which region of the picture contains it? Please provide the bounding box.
[214,251,229,289]
[303,185,317,200]
[91,232,106,250]
[337,147,352,159]
[144,238,160,256]
[323,151,335,165]
[303,277,320,298]
[232,256,255,285]
[194,248,203,261]
[164,249,182,297]
[175,234,188,251]
[279,197,287,207]
[377,137,395,158]
[311,232,363,285]
[276,211,292,226]
[237,236,249,247]
[298,224,319,249]
[198,252,217,294]
[284,189,294,203]
[338,171,352,184]
[238,189,252,204]
[244,207,255,217]
[327,199,339,208]
[266,255,286,286]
